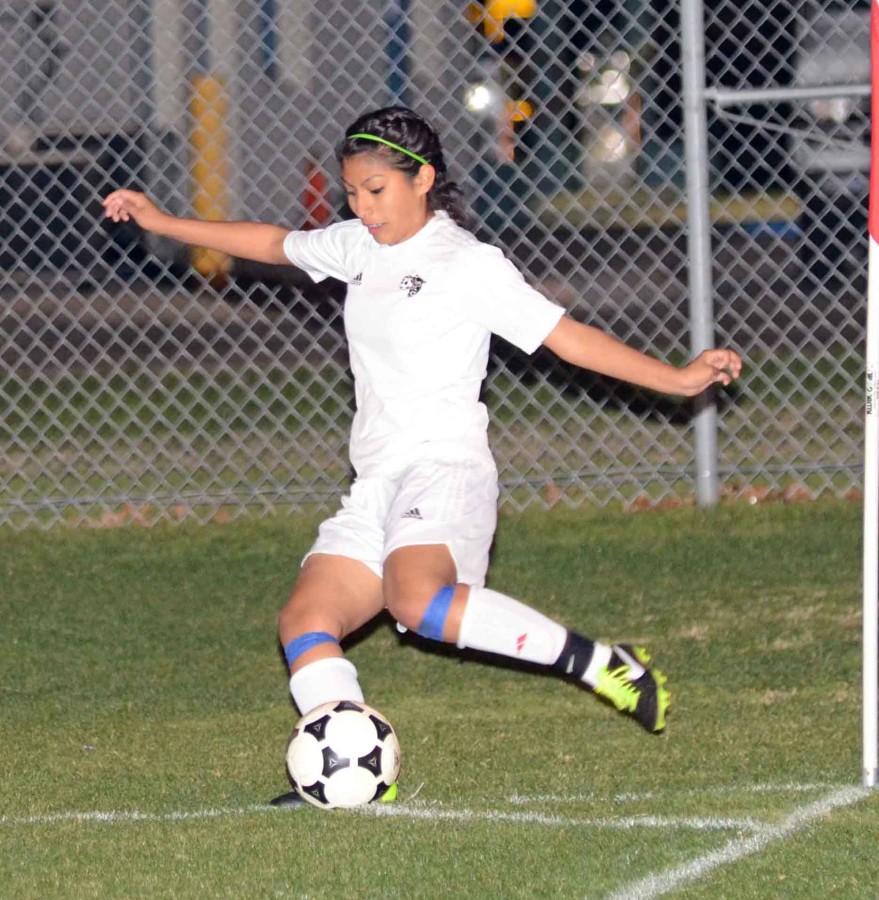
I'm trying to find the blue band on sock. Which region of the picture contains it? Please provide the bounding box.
[416,585,456,642]
[283,631,338,667]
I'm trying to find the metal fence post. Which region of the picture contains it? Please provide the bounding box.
[681,0,719,506]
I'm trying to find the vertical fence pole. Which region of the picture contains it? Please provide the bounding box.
[185,0,230,282]
[680,0,719,506]
[863,0,879,790]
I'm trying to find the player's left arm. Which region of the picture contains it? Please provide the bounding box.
[542,315,742,398]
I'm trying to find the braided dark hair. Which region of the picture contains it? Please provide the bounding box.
[337,106,469,229]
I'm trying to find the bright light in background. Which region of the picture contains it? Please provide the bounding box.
[594,125,631,162]
[588,69,633,106]
[464,83,494,113]
[576,50,633,107]
[809,96,856,124]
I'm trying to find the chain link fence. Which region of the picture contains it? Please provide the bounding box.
[0,0,870,528]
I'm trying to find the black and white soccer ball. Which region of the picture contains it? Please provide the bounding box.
[286,700,401,809]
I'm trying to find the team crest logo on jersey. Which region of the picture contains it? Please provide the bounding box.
[399,275,425,297]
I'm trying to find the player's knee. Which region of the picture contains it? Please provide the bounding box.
[384,588,424,632]
[277,598,338,643]
[385,583,456,642]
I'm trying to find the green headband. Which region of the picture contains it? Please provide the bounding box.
[348,133,429,167]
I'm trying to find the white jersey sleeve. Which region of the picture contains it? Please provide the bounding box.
[462,244,565,353]
[282,219,365,283]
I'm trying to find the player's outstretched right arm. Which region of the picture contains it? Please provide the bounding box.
[102,189,290,266]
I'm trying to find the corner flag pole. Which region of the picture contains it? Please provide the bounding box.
[864,0,879,789]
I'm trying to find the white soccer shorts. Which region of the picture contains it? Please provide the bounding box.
[304,459,499,585]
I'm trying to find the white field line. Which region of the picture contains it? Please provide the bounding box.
[0,802,762,835]
[508,781,842,806]
[606,785,872,900]
[0,805,271,828]
[358,803,767,833]
[0,781,864,845]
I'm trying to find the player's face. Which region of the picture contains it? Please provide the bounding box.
[341,154,434,245]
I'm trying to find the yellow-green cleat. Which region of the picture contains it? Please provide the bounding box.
[593,645,670,733]
[378,782,398,803]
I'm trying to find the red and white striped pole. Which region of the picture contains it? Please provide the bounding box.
[863,0,879,789]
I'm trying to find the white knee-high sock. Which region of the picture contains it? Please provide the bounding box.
[456,586,615,687]
[288,657,364,715]
[456,586,570,665]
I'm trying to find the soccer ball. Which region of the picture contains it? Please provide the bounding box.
[286,700,401,809]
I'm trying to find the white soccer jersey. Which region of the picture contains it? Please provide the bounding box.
[283,212,564,476]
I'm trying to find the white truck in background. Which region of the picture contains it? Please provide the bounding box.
[789,1,871,292]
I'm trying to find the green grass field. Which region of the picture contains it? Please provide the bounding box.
[2,500,878,898]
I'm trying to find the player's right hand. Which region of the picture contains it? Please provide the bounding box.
[102,189,165,231]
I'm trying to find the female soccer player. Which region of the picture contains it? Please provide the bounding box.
[104,106,740,756]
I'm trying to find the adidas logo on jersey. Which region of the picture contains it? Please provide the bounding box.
[401,507,423,520]
[351,272,363,286]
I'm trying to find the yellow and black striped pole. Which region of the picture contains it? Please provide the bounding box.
[190,72,230,282]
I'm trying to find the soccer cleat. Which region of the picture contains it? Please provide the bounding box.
[378,782,398,803]
[592,644,670,734]
[269,789,306,808]
[268,782,399,808]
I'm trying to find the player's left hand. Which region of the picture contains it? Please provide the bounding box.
[677,348,742,396]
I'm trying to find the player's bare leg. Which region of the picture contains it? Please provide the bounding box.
[280,554,382,660]
[383,544,669,734]
[381,544,463,638]
[272,554,384,808]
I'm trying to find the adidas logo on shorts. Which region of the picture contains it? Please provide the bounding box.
[401,507,423,520]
